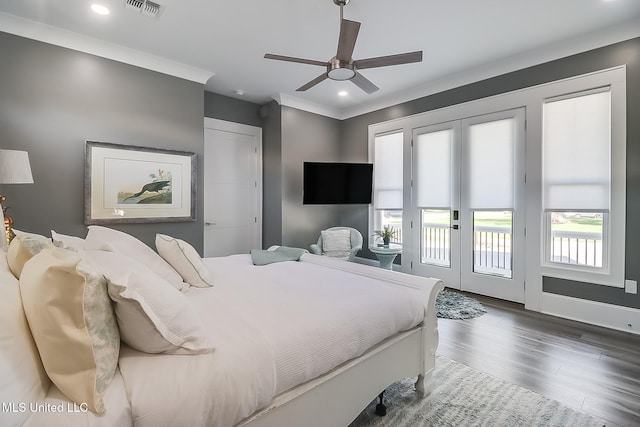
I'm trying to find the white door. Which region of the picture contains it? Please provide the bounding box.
[412,108,525,302]
[203,119,262,257]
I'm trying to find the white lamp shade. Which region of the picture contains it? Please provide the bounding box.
[0,150,34,184]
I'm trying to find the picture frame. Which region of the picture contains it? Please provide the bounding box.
[84,141,196,224]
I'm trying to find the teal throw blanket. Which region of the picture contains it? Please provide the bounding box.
[250,246,309,266]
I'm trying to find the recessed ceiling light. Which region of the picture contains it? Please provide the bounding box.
[91,4,111,15]
[338,91,348,97]
[234,89,245,96]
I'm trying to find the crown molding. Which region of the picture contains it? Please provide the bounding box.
[0,12,214,84]
[272,93,342,120]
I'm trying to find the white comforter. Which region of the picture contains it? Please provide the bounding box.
[116,254,426,427]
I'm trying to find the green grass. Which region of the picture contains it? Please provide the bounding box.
[413,210,603,234]
[552,219,602,233]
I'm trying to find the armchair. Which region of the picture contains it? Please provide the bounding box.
[310,227,363,261]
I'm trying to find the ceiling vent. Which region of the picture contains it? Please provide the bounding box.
[124,0,164,19]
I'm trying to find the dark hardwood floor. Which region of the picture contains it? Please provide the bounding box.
[436,292,640,427]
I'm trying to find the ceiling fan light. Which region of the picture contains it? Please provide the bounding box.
[328,67,355,81]
[327,57,355,81]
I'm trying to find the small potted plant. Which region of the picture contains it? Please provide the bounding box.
[374,225,396,247]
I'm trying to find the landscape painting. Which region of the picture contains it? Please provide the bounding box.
[85,141,196,224]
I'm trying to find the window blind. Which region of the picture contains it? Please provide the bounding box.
[416,129,452,208]
[374,132,403,209]
[543,89,611,211]
[467,118,515,209]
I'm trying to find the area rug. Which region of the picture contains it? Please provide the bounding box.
[350,357,605,427]
[435,290,487,320]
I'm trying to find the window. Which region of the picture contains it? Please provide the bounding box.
[542,88,610,270]
[373,132,403,244]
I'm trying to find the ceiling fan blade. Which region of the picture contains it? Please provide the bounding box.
[336,19,361,62]
[264,54,327,67]
[351,72,379,94]
[296,73,329,91]
[354,51,423,70]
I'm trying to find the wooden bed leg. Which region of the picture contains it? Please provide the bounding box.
[415,372,434,397]
[374,391,387,416]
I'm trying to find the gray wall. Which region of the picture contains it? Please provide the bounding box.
[340,37,640,308]
[261,101,283,248]
[280,106,342,249]
[204,91,262,127]
[0,31,205,251]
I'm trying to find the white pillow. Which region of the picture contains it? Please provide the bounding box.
[0,254,49,426]
[19,247,120,414]
[6,230,53,278]
[85,250,214,355]
[321,229,352,259]
[85,226,188,292]
[156,234,213,288]
[51,229,86,252]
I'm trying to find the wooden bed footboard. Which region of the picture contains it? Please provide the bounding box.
[238,254,444,427]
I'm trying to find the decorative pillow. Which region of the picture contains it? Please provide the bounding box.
[6,230,53,278]
[0,255,49,426]
[85,250,214,355]
[85,225,188,292]
[321,229,352,259]
[19,247,120,414]
[155,234,213,288]
[51,229,86,252]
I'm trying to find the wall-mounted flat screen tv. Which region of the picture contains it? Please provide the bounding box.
[303,162,373,205]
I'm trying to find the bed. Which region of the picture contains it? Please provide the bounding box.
[0,227,444,427]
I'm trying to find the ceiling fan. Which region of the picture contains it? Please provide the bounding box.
[264,0,423,94]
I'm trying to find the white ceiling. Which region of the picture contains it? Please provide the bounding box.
[1,0,639,119]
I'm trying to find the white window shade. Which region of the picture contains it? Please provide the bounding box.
[374,132,403,209]
[416,129,452,208]
[543,90,611,211]
[467,118,515,209]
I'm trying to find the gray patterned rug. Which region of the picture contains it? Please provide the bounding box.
[435,290,487,320]
[350,357,605,427]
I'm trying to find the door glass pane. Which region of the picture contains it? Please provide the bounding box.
[473,211,512,278]
[548,212,603,267]
[421,209,450,267]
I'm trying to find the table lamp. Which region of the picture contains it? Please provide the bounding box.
[0,149,34,247]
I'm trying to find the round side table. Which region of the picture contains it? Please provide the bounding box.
[369,244,402,270]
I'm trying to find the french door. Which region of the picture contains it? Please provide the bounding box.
[411,108,525,303]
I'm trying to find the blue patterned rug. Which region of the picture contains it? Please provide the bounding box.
[435,290,487,320]
[350,357,606,427]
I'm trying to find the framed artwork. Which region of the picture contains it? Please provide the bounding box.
[84,141,196,224]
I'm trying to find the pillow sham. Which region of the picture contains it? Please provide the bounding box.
[321,229,352,259]
[155,234,213,288]
[85,250,214,355]
[85,226,188,291]
[19,247,120,414]
[0,255,49,426]
[51,229,86,252]
[6,230,53,278]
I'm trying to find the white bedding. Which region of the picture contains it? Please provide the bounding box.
[117,253,425,427]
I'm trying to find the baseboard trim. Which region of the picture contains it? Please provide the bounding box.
[541,292,640,335]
